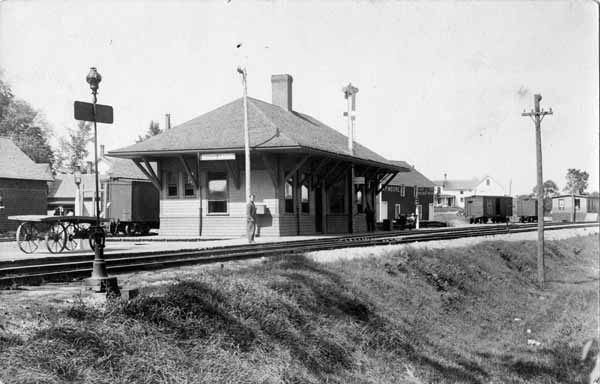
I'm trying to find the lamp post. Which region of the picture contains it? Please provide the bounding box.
[237,67,251,202]
[73,166,82,215]
[84,67,117,291]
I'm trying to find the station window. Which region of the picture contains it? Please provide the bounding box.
[329,179,345,214]
[301,185,309,213]
[299,174,309,214]
[460,197,464,203]
[486,179,490,186]
[575,198,581,210]
[400,185,405,197]
[285,177,294,213]
[184,174,196,197]
[395,204,402,218]
[207,172,228,213]
[558,199,565,210]
[356,185,364,213]
[166,171,178,197]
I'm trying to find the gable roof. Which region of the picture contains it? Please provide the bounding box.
[387,161,436,188]
[109,97,406,171]
[101,156,150,180]
[0,137,54,181]
[432,178,480,190]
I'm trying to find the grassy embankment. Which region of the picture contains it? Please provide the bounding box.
[0,234,598,383]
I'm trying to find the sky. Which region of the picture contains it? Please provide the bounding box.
[0,0,598,195]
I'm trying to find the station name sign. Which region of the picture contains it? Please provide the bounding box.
[384,185,434,195]
[73,101,113,124]
[199,153,236,161]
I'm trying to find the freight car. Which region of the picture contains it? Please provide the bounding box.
[105,179,159,235]
[513,197,538,222]
[464,195,513,224]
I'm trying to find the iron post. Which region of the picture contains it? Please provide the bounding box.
[84,67,117,292]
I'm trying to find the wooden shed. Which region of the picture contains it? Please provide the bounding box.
[0,138,54,232]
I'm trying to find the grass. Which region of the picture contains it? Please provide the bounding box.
[0,233,598,383]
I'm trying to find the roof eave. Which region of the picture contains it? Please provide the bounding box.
[107,146,408,173]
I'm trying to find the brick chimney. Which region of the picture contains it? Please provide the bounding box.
[271,74,293,111]
[100,144,105,157]
[165,113,171,130]
[443,173,447,188]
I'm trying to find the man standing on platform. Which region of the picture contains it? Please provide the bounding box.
[247,194,257,243]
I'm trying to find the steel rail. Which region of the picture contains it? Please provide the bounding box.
[0,222,597,288]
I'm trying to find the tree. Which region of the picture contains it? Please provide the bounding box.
[564,168,589,195]
[532,179,559,197]
[531,180,558,215]
[54,120,93,172]
[136,120,162,143]
[0,76,54,166]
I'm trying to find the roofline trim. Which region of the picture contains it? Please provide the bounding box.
[107,146,410,172]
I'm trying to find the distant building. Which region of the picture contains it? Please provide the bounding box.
[0,138,54,232]
[377,163,436,222]
[551,194,599,222]
[432,175,505,208]
[48,149,154,217]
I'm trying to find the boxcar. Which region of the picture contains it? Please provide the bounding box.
[105,180,159,235]
[514,197,537,222]
[464,195,513,224]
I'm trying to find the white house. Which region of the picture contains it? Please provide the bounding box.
[433,175,506,209]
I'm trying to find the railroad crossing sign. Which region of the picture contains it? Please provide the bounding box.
[73,101,114,124]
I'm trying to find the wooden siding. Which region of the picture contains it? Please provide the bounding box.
[0,178,48,233]
[159,199,201,236]
[380,186,434,221]
[155,153,363,237]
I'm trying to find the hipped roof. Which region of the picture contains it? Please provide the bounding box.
[109,97,408,172]
[388,161,436,188]
[0,137,54,181]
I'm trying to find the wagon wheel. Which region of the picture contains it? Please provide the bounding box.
[16,222,40,254]
[64,223,80,251]
[45,223,67,253]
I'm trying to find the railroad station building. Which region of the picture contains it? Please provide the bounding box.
[109,74,409,237]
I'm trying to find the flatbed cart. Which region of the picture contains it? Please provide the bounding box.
[8,215,109,254]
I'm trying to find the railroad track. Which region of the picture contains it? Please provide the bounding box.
[0,221,597,288]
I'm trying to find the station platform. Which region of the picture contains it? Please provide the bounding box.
[0,234,336,263]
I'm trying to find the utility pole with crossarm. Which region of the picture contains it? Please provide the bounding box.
[522,94,553,288]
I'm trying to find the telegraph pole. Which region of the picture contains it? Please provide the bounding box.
[522,94,553,288]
